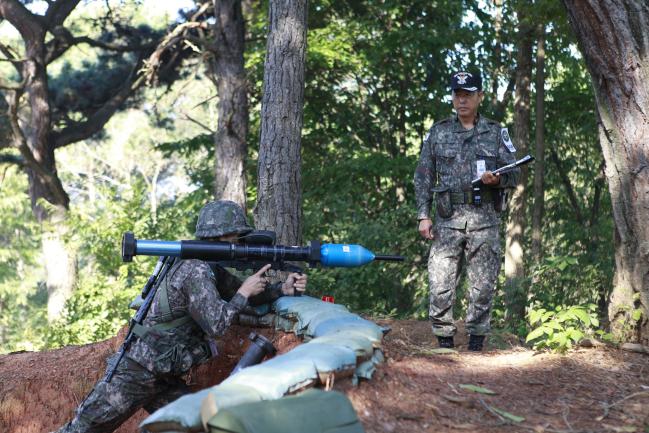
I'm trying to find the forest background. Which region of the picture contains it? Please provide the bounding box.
[0,0,639,354]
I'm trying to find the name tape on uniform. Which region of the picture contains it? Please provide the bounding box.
[476,160,486,177]
[501,128,516,153]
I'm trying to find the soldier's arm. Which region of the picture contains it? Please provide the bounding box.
[414,129,436,220]
[496,128,520,188]
[184,261,248,338]
[209,263,242,302]
[211,263,285,305]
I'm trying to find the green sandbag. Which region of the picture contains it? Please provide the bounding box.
[141,384,262,433]
[206,389,365,433]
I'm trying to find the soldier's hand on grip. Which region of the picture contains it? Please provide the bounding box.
[282,273,308,296]
[238,264,272,298]
[418,218,435,240]
[481,171,500,186]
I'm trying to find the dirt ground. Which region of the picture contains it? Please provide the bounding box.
[1,319,648,433]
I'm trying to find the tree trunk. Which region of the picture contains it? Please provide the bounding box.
[1,1,157,320]
[43,208,77,321]
[562,0,649,344]
[14,30,76,321]
[254,0,307,245]
[211,0,249,209]
[504,11,533,324]
[531,25,546,262]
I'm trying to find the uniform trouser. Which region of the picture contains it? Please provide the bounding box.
[55,354,190,433]
[428,225,501,337]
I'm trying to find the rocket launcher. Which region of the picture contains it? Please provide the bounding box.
[121,232,404,268]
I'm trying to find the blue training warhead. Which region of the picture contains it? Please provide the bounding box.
[319,244,375,267]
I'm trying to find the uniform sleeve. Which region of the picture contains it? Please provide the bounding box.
[496,128,520,189]
[414,129,436,219]
[183,261,248,338]
[210,264,243,302]
[214,264,284,306]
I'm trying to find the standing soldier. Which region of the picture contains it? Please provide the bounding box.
[54,200,307,433]
[414,70,520,351]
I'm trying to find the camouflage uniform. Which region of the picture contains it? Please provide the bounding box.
[414,115,519,337]
[56,201,284,433]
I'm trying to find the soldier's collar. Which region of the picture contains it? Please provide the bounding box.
[475,114,491,134]
[453,114,480,132]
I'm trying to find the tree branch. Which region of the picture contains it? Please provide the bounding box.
[492,73,516,121]
[6,91,68,206]
[0,0,43,42]
[45,27,158,64]
[142,1,211,84]
[143,21,208,84]
[51,61,146,149]
[0,74,27,91]
[181,112,214,134]
[44,0,80,30]
[0,42,26,77]
[0,153,24,166]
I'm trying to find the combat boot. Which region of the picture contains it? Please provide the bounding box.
[437,336,454,348]
[468,335,485,351]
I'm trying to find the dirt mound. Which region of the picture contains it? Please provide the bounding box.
[0,326,299,433]
[2,319,648,433]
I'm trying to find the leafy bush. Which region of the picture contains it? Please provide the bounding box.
[525,304,609,352]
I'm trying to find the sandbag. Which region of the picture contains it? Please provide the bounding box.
[219,356,318,399]
[273,296,348,321]
[286,342,356,375]
[313,315,385,344]
[140,384,263,433]
[140,388,211,433]
[205,389,365,433]
[354,349,385,383]
[309,333,374,359]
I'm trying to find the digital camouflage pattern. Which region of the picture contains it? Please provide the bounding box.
[428,226,501,336]
[414,115,519,337]
[414,115,519,230]
[195,200,253,239]
[55,200,289,433]
[125,259,247,373]
[55,259,249,433]
[54,356,190,433]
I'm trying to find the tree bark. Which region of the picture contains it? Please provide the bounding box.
[504,9,533,324]
[530,25,546,263]
[562,0,649,344]
[0,0,149,320]
[0,3,76,320]
[254,0,307,245]
[211,0,248,209]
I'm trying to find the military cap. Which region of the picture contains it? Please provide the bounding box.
[450,70,482,92]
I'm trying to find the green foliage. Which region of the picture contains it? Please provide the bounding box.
[0,166,47,352]
[0,0,620,351]
[44,177,201,348]
[525,304,606,352]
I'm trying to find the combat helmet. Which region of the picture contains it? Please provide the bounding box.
[195,200,253,239]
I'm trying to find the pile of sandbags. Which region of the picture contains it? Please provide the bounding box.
[140,296,387,433]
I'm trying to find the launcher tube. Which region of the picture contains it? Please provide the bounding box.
[136,240,182,257]
[123,233,404,267]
